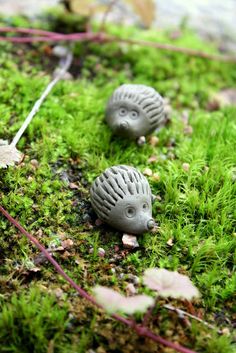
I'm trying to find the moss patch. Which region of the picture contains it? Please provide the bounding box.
[0,14,235,353]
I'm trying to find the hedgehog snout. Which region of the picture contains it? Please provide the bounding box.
[147,218,155,230]
[117,121,129,131]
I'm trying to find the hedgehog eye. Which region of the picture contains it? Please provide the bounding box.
[119,107,127,116]
[125,206,136,218]
[142,202,149,211]
[130,110,139,119]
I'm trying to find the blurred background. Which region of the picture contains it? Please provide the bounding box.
[0,0,235,53]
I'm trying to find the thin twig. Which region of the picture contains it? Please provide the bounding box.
[0,27,235,62]
[142,296,158,326]
[163,304,222,334]
[0,205,197,353]
[11,51,73,147]
[99,0,119,32]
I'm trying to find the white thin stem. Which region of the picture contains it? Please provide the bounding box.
[163,304,222,333]
[11,52,72,147]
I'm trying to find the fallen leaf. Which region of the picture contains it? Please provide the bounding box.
[93,285,154,314]
[208,88,236,111]
[0,144,22,168]
[143,268,200,300]
[69,0,106,16]
[126,0,156,28]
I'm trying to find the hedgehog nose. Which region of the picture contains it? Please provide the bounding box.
[147,219,155,230]
[119,121,129,130]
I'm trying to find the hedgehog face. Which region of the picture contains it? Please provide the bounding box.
[105,84,165,140]
[90,165,155,235]
[108,194,154,235]
[106,102,149,139]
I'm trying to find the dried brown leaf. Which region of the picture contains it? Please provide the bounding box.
[69,0,106,16]
[0,144,22,168]
[126,0,156,28]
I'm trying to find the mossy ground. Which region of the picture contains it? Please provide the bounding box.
[0,12,236,353]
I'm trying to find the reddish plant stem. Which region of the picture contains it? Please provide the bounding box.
[0,26,235,62]
[0,26,59,36]
[0,207,197,353]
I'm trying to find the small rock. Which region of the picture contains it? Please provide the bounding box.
[163,104,172,120]
[167,238,174,246]
[149,136,159,146]
[167,152,175,160]
[127,274,140,285]
[143,167,153,176]
[159,154,167,161]
[182,163,190,172]
[221,327,230,336]
[125,283,136,295]
[95,218,103,226]
[182,110,190,125]
[61,251,71,259]
[82,214,91,222]
[52,46,69,58]
[114,245,119,252]
[53,287,64,299]
[69,182,79,189]
[209,89,236,110]
[122,234,139,249]
[53,68,73,80]
[98,247,106,257]
[148,155,158,163]
[60,171,70,184]
[152,173,160,182]
[61,239,74,249]
[30,159,39,168]
[89,247,94,254]
[137,136,146,146]
[167,138,176,147]
[184,125,193,135]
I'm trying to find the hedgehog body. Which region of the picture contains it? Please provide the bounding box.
[90,165,155,235]
[105,84,164,139]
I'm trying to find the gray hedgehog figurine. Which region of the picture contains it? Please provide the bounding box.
[105,84,164,140]
[90,165,155,235]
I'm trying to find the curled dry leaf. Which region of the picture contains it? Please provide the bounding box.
[143,268,200,300]
[68,0,106,16]
[0,144,22,168]
[126,0,156,28]
[93,285,154,315]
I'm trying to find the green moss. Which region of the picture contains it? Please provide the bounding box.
[0,13,235,353]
